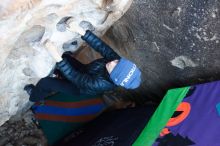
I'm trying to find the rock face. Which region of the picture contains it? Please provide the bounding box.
[0,0,132,126]
[103,0,220,102]
[1,0,220,127]
[0,111,47,146]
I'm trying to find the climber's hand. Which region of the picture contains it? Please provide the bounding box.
[66,18,86,36]
[43,40,62,62]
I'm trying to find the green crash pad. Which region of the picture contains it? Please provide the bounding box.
[133,86,190,146]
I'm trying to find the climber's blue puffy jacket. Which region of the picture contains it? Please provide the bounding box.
[56,30,121,95]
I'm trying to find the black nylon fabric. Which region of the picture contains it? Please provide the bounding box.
[59,106,156,146]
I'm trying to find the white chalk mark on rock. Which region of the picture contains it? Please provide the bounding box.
[163,24,174,32]
[170,56,198,69]
[204,34,218,41]
[177,7,182,15]
[195,33,202,41]
[153,42,160,52]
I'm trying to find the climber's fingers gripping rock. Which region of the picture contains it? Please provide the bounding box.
[43,40,62,62]
[66,18,86,36]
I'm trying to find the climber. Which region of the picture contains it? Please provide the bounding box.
[24,20,142,102]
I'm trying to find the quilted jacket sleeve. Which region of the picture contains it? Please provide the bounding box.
[81,30,121,61]
[56,58,115,94]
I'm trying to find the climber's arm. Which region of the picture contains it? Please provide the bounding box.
[56,59,115,93]
[66,20,120,61]
[81,30,121,61]
[44,40,114,93]
[44,40,62,62]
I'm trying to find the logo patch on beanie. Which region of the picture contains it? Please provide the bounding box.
[120,64,136,86]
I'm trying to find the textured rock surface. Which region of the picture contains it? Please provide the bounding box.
[103,0,220,102]
[0,0,132,126]
[1,0,220,144]
[0,111,47,146]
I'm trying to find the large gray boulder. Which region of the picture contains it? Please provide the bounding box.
[104,0,220,102]
[0,0,132,126]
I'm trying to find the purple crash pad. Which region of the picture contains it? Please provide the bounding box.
[154,80,220,146]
